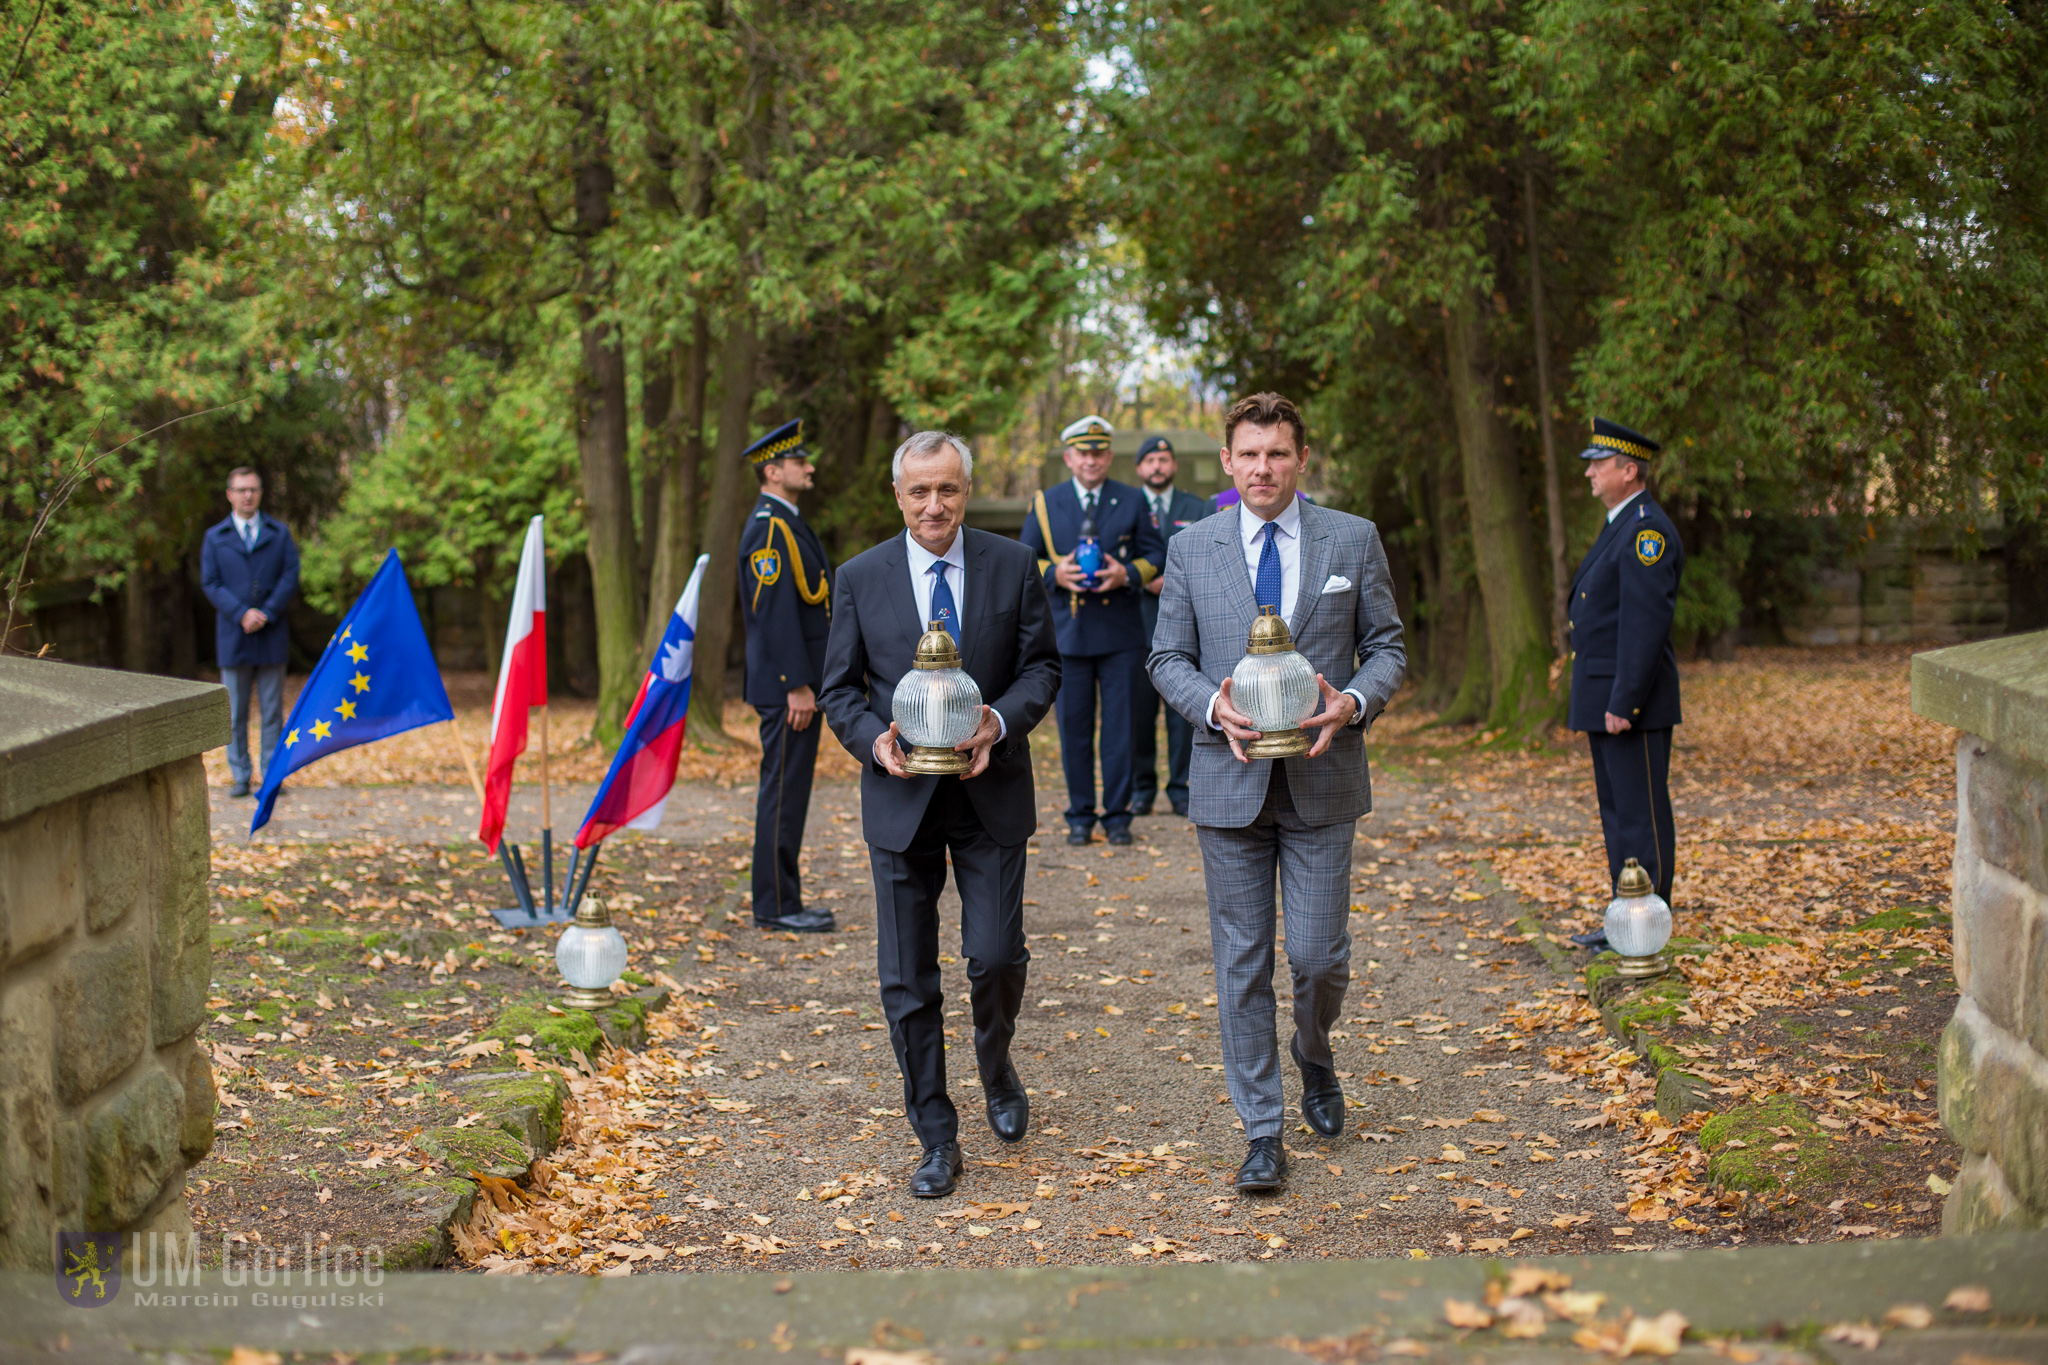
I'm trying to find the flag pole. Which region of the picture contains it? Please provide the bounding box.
[445,712,485,805]
[538,702,553,917]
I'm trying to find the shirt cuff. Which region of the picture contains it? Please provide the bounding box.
[1343,689,1370,727]
[1206,690,1223,730]
[993,708,1008,741]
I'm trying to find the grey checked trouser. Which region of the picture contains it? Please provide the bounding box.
[1196,762,1354,1140]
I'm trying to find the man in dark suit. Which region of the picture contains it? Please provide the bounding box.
[1018,416,1166,846]
[200,466,299,798]
[1131,435,1209,817]
[738,419,836,934]
[820,430,1061,1198]
[1565,418,1685,950]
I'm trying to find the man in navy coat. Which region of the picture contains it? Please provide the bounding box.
[200,466,300,797]
[1131,435,1209,817]
[1565,419,1684,947]
[738,420,837,934]
[1019,417,1166,846]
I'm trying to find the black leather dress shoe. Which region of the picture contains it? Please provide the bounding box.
[911,1140,963,1197]
[1132,799,1154,817]
[1170,802,1189,817]
[229,781,250,799]
[1292,1038,1346,1137]
[1234,1135,1288,1192]
[1067,828,1093,846]
[1568,929,1611,951]
[985,1064,1029,1143]
[1105,828,1134,846]
[756,907,837,934]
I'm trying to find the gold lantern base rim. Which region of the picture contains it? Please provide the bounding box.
[1242,728,1312,759]
[562,985,615,1010]
[903,744,972,775]
[1612,953,1669,981]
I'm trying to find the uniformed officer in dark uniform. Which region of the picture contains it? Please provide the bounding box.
[739,419,836,933]
[1565,418,1684,949]
[1131,435,1210,817]
[1019,416,1167,846]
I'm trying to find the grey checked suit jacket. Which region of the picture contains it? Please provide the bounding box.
[1147,501,1406,829]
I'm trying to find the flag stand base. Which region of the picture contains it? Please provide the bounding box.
[487,840,598,929]
[490,903,575,928]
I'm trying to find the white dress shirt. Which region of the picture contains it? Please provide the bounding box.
[1145,485,1176,527]
[232,510,260,548]
[765,491,801,517]
[904,529,1002,738]
[1207,499,1368,730]
[1071,476,1106,515]
[1606,489,1644,524]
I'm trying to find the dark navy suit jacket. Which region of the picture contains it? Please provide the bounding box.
[1018,478,1166,657]
[739,493,834,707]
[199,513,299,668]
[819,529,1062,852]
[1566,494,1684,732]
[1136,487,1210,644]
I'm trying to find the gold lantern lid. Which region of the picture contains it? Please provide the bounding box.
[1614,857,1654,898]
[913,622,963,670]
[1245,605,1298,655]
[572,896,613,929]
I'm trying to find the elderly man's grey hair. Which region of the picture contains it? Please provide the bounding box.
[891,430,974,486]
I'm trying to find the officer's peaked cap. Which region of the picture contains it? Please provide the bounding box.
[1579,417,1661,463]
[745,419,807,465]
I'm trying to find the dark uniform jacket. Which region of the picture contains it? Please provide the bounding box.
[1567,493,1684,732]
[1136,487,1210,644]
[1018,478,1166,657]
[819,529,1062,852]
[739,492,834,708]
[200,513,299,668]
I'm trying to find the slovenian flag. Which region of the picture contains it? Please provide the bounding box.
[574,554,709,848]
[478,516,547,852]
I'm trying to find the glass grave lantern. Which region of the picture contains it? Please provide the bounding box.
[1231,605,1318,759]
[893,622,984,775]
[556,896,629,1009]
[1603,857,1673,980]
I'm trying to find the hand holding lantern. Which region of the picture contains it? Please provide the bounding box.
[892,622,985,775]
[1230,606,1319,759]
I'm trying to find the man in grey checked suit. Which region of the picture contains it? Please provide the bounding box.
[1148,392,1405,1193]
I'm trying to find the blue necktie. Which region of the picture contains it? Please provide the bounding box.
[929,560,959,645]
[1254,521,1282,613]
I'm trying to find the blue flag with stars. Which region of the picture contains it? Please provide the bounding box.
[251,550,454,834]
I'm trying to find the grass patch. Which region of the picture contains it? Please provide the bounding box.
[1698,1095,1838,1193]
[1849,904,1947,935]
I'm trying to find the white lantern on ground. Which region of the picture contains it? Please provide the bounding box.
[893,623,984,775]
[1603,858,1672,980]
[556,897,628,1009]
[1231,606,1318,759]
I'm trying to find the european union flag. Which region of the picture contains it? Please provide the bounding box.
[251,550,454,834]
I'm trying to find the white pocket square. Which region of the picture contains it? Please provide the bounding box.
[1322,574,1354,593]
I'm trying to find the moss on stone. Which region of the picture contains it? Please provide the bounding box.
[1699,1096,1838,1193]
[412,1124,532,1179]
[480,1002,607,1061]
[1850,904,1947,935]
[1724,931,1792,948]
[380,1174,477,1268]
[454,1069,571,1153]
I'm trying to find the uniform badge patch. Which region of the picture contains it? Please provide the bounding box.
[749,547,781,584]
[1635,529,1666,566]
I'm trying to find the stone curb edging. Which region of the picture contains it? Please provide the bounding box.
[1471,859,1573,978]
[8,1231,2045,1358]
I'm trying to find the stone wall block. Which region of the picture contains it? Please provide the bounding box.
[82,776,154,934]
[150,896,211,1048]
[1965,743,2048,892]
[170,1041,216,1163]
[0,979,55,1267]
[1952,855,2038,1039]
[1974,1029,2048,1216]
[84,1064,184,1230]
[51,928,150,1105]
[1943,1151,2044,1235]
[0,800,82,970]
[1938,1008,1983,1152]
[160,757,210,946]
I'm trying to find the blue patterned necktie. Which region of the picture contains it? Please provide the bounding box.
[1254,520,1282,613]
[929,560,959,645]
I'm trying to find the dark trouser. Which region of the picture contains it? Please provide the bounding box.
[1587,727,1676,899]
[1132,674,1193,811]
[751,704,821,922]
[1055,647,1142,834]
[868,777,1030,1149]
[221,662,286,787]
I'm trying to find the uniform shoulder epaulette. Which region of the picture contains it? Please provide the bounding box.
[754,506,771,519]
[1638,503,1649,519]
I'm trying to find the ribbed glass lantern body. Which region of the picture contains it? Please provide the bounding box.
[1231,649,1318,734]
[556,921,628,991]
[1603,891,1672,958]
[893,665,983,750]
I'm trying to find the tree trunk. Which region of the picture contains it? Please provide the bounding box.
[1444,291,1553,735]
[642,313,710,659]
[123,569,154,673]
[686,311,761,746]
[569,112,643,744]
[1425,436,1490,724]
[637,339,673,594]
[1524,169,1569,654]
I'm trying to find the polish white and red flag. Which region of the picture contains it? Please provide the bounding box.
[478,516,547,852]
